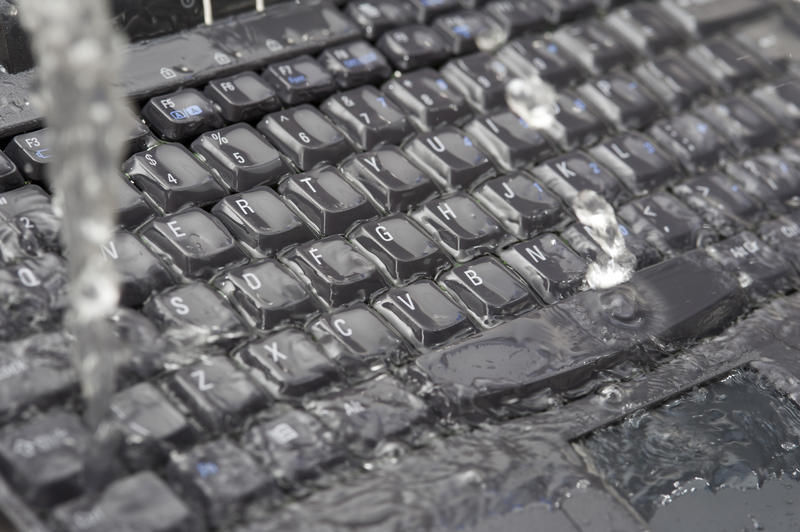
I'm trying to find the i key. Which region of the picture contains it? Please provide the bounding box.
[382,69,469,132]
[141,89,223,142]
[263,55,337,105]
[463,109,555,171]
[404,127,495,190]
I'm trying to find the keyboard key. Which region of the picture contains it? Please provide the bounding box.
[735,15,800,73]
[205,71,280,122]
[407,0,460,22]
[672,173,763,237]
[263,55,337,105]
[441,52,513,113]
[562,220,660,271]
[589,132,679,196]
[349,214,450,284]
[728,154,800,214]
[758,214,800,270]
[497,37,584,86]
[0,184,61,253]
[618,192,713,254]
[4,129,52,182]
[484,0,548,37]
[0,149,22,191]
[533,151,625,206]
[101,231,173,307]
[648,113,729,173]
[374,280,474,348]
[192,124,292,192]
[552,19,635,75]
[464,109,556,171]
[752,79,800,132]
[258,105,353,171]
[141,88,223,142]
[279,166,379,237]
[383,69,469,131]
[501,233,587,304]
[605,3,686,55]
[686,37,772,93]
[546,91,607,150]
[281,236,386,307]
[345,0,416,40]
[433,11,503,55]
[632,52,713,112]
[123,143,226,214]
[540,0,595,24]
[319,40,392,89]
[404,127,496,189]
[577,71,661,129]
[694,97,779,156]
[115,176,154,230]
[377,25,450,70]
[659,0,765,37]
[214,259,318,329]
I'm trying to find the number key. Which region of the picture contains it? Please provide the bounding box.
[382,68,469,131]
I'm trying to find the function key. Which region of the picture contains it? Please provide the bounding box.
[440,52,513,112]
[605,3,686,56]
[551,19,635,75]
[345,1,416,40]
[589,132,679,196]
[577,71,661,130]
[484,0,548,37]
[318,40,392,89]
[464,109,555,171]
[4,129,52,182]
[497,37,584,87]
[632,52,714,112]
[433,11,503,55]
[618,192,713,254]
[141,88,223,142]
[686,37,774,93]
[407,0,461,22]
[648,113,729,173]
[263,55,337,105]
[205,71,280,123]
[382,68,469,131]
[404,127,496,190]
[377,25,451,70]
[0,149,23,191]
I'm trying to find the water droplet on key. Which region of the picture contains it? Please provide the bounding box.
[475,23,509,52]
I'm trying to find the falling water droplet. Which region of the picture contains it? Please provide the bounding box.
[475,23,509,52]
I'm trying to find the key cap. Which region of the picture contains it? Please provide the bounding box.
[382,69,469,131]
[319,40,392,89]
[0,150,22,192]
[374,280,474,348]
[0,184,61,253]
[320,86,412,151]
[123,143,226,214]
[632,52,713,112]
[648,113,729,173]
[279,166,379,237]
[214,259,318,330]
[463,109,555,171]
[192,124,292,192]
[404,127,496,190]
[728,154,800,214]
[659,0,766,37]
[589,132,679,196]
[533,151,626,206]
[562,220,661,271]
[309,305,409,370]
[686,37,773,93]
[604,3,686,56]
[141,208,246,279]
[258,105,353,171]
[501,233,587,304]
[545,91,607,150]
[440,52,513,113]
[497,37,584,86]
[115,176,154,230]
[235,329,337,397]
[577,71,661,129]
[672,173,763,237]
[433,11,503,55]
[205,71,280,123]
[752,79,800,132]
[552,19,635,75]
[100,231,173,307]
[349,214,450,284]
[345,0,416,40]
[440,255,536,327]
[339,147,439,213]
[407,0,460,22]
[413,192,508,261]
[735,15,800,73]
[694,97,779,156]
[4,129,52,182]
[473,172,564,239]
[141,89,223,142]
[484,0,548,37]
[758,214,800,271]
[540,0,595,24]
[377,25,451,70]
[281,236,386,307]
[263,55,337,105]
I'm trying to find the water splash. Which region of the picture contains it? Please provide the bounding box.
[475,23,509,52]
[571,190,636,290]
[18,0,128,428]
[505,74,564,141]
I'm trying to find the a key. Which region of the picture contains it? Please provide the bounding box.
[463,109,555,171]
[604,3,686,55]
[0,150,22,191]
[404,127,496,190]
[648,112,729,173]
[577,71,661,129]
[659,0,766,37]
[382,69,469,131]
[545,91,607,150]
[407,0,461,22]
[115,176,154,230]
[728,154,800,214]
[278,166,379,237]
[204,71,280,122]
[258,105,353,171]
[280,236,386,307]
[0,184,61,253]
[100,231,173,307]
[192,124,292,192]
[752,79,800,132]
[377,25,450,70]
[141,88,224,142]
[694,97,779,156]
[439,255,536,327]
[672,173,762,238]
[345,1,416,40]
[533,151,625,206]
[500,233,587,304]
[214,259,318,330]
[539,0,595,24]
[440,52,513,113]
[589,132,679,196]
[484,0,548,37]
[320,86,412,151]
[263,55,337,105]
[211,187,314,258]
[319,40,392,89]
[686,37,773,93]
[339,147,439,213]
[472,172,564,239]
[758,214,800,271]
[433,11,503,55]
[374,279,474,348]
[562,220,661,271]
[309,304,410,371]
[235,329,337,397]
[141,208,246,279]
[123,143,227,214]
[168,439,271,527]
[412,192,509,261]
[632,52,714,112]
[497,37,584,86]
[349,214,450,284]
[4,129,52,182]
[551,19,635,75]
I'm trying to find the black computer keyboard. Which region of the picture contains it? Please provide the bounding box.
[2,0,800,530]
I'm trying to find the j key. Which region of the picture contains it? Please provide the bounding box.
[349,214,450,284]
[212,187,314,257]
[589,132,679,196]
[619,192,713,254]
[439,255,536,327]
[673,173,763,238]
[214,259,318,329]
[192,124,292,192]
[433,11,503,55]
[686,37,773,92]
[694,97,779,156]
[204,71,280,123]
[374,280,474,348]
[345,1,416,40]
[562,221,660,271]
[659,0,765,37]
[752,79,800,132]
[407,0,460,22]
[500,233,587,304]
[319,40,392,89]
[632,52,714,112]
[382,68,469,131]
[729,154,800,213]
[310,305,410,370]
[497,37,584,86]
[539,0,595,24]
[279,166,378,237]
[123,143,226,214]
[234,329,337,397]
[115,176,154,230]
[170,357,266,432]
[551,19,635,75]
[141,208,246,279]
[320,86,412,151]
[648,113,729,173]
[440,52,512,113]
[141,88,223,142]
[546,91,607,150]
[533,151,625,206]
[258,105,353,171]
[280,236,386,307]
[377,25,450,70]
[412,192,508,261]
[604,3,686,55]
[0,184,61,253]
[464,109,555,171]
[101,231,173,307]
[168,439,271,527]
[473,172,563,239]
[339,147,438,213]
[263,55,337,105]
[404,127,495,189]
[0,150,22,191]
[577,72,660,130]
[758,214,800,271]
[109,382,194,469]
[484,0,547,37]
[4,129,52,182]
